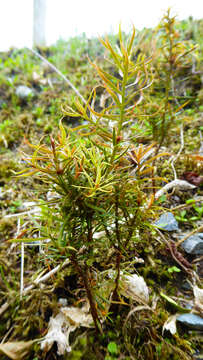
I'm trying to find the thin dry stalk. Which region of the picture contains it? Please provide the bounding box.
[176,224,203,247]
[28,48,86,104]
[20,242,24,299]
[155,228,192,274]
[154,179,196,200]
[169,123,184,180]
[0,258,70,317]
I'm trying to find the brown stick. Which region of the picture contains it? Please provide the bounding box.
[155,229,192,274]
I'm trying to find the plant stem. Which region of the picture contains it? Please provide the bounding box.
[115,190,120,246]
[71,254,102,334]
[118,70,127,135]
[110,250,122,315]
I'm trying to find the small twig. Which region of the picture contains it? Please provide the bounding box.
[171,197,203,211]
[123,305,153,329]
[23,258,70,295]
[16,216,25,299]
[154,179,196,200]
[1,325,14,344]
[47,77,54,89]
[20,242,24,299]
[168,74,184,180]
[0,302,10,317]
[192,255,203,264]
[28,47,86,105]
[169,123,184,180]
[0,258,70,317]
[155,228,192,274]
[176,224,203,247]
[17,218,21,234]
[199,130,203,154]
[4,208,41,218]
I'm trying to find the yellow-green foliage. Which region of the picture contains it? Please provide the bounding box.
[18,26,168,332]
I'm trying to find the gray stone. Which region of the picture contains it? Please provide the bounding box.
[154,212,179,231]
[177,313,203,330]
[181,234,203,255]
[16,85,34,99]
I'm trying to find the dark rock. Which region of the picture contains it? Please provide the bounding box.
[154,212,179,231]
[181,234,203,255]
[177,313,203,330]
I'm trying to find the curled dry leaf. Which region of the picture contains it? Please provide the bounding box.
[193,285,203,313]
[41,304,93,355]
[0,340,35,360]
[121,274,149,303]
[32,71,47,85]
[162,314,178,335]
[61,304,93,328]
[41,312,71,355]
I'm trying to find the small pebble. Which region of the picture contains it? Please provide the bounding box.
[177,313,203,330]
[58,298,68,306]
[16,85,34,99]
[181,234,203,255]
[155,212,179,231]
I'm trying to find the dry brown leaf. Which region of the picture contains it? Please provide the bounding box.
[121,274,149,304]
[41,304,93,355]
[162,314,177,335]
[193,285,203,313]
[182,172,203,186]
[0,341,34,360]
[61,304,93,327]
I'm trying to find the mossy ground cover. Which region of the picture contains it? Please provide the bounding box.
[0,12,203,360]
